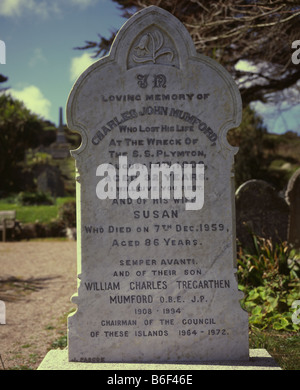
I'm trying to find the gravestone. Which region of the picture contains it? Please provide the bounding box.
[66,6,248,362]
[286,168,300,248]
[0,300,5,324]
[36,165,65,197]
[236,180,289,250]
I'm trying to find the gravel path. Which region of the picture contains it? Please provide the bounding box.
[0,241,77,370]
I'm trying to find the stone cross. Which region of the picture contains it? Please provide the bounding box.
[56,107,67,144]
[67,6,248,363]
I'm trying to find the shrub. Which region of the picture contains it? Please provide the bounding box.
[16,191,54,206]
[58,200,76,227]
[237,235,300,331]
[20,219,66,239]
[47,219,66,237]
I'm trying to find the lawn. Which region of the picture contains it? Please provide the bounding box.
[250,328,300,370]
[0,197,75,223]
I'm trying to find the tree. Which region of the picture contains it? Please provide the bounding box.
[0,74,8,92]
[228,107,267,187]
[76,0,300,108]
[0,94,44,193]
[75,0,299,189]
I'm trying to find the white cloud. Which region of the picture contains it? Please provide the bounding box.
[10,85,51,119]
[235,60,259,73]
[0,0,23,17]
[0,0,97,18]
[0,0,51,18]
[28,48,47,68]
[70,52,96,82]
[68,0,97,8]
[235,59,270,90]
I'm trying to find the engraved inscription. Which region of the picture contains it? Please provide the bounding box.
[137,74,149,88]
[67,6,248,363]
[153,74,167,88]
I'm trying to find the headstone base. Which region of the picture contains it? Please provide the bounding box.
[37,349,281,370]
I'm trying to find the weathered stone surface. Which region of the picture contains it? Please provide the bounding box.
[286,168,300,248]
[236,180,289,250]
[38,349,281,370]
[67,6,248,363]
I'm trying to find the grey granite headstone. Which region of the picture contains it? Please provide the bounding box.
[236,180,289,250]
[286,168,300,248]
[66,6,248,363]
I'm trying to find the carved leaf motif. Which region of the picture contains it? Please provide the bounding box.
[135,34,150,52]
[133,30,174,64]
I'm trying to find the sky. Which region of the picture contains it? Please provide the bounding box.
[0,0,127,126]
[0,0,298,134]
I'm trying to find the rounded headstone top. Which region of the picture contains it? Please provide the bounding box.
[285,167,300,206]
[236,179,288,212]
[235,179,289,248]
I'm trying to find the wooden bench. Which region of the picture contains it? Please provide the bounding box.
[0,211,17,241]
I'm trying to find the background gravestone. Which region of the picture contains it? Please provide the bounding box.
[286,168,300,248]
[36,165,65,197]
[67,6,248,362]
[235,180,289,250]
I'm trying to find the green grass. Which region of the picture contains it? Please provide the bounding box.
[0,197,75,223]
[250,328,300,370]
